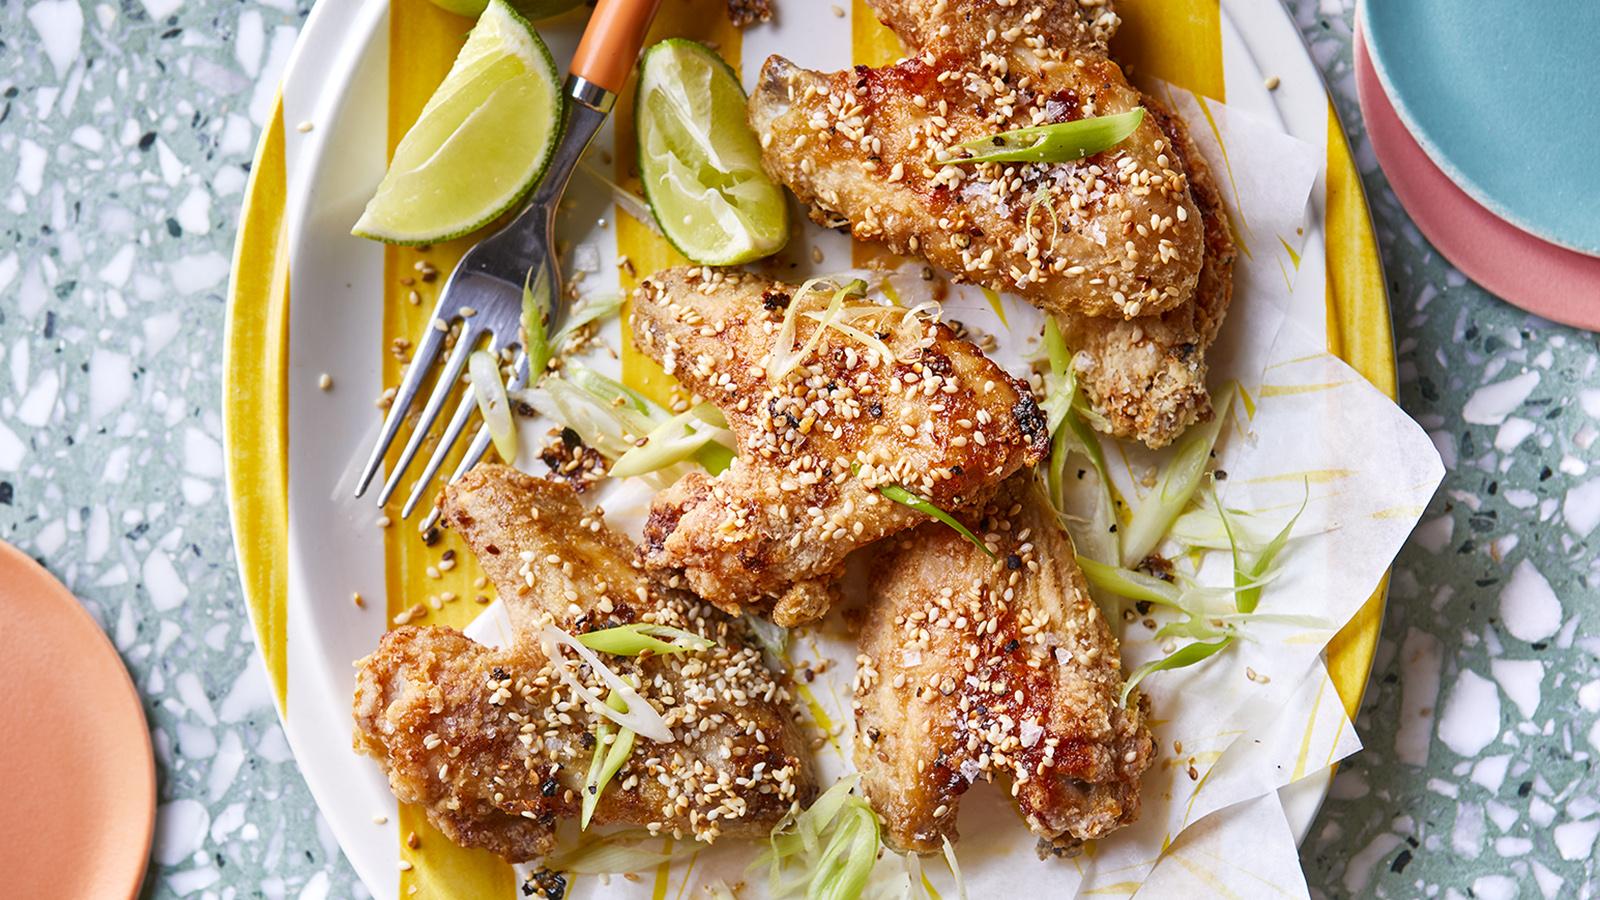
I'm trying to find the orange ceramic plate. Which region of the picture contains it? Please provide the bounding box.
[0,542,155,899]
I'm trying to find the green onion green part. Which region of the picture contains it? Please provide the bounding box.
[1118,382,1236,568]
[877,482,996,561]
[1076,556,1183,608]
[581,690,637,829]
[942,108,1146,166]
[755,776,882,900]
[520,267,553,381]
[1119,638,1231,706]
[576,622,715,656]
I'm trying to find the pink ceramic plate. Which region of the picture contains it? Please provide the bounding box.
[1356,30,1600,332]
[0,542,155,898]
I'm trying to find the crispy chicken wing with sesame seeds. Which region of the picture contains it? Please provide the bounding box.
[852,473,1152,854]
[1054,97,1235,448]
[748,0,1237,447]
[352,465,814,862]
[631,266,1048,625]
[747,1,1205,321]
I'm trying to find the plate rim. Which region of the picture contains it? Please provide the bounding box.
[222,0,1396,889]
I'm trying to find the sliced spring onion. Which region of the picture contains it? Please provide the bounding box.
[469,349,519,463]
[878,482,996,561]
[531,379,640,459]
[801,308,894,365]
[1217,485,1308,615]
[543,830,694,874]
[551,292,624,348]
[581,689,636,829]
[609,405,729,479]
[764,278,867,381]
[757,776,881,900]
[564,361,657,419]
[943,108,1145,166]
[576,622,715,656]
[942,835,968,900]
[1076,556,1183,608]
[1119,382,1236,568]
[520,266,554,381]
[1024,187,1061,254]
[1039,317,1119,565]
[742,613,789,659]
[539,624,673,743]
[1120,638,1231,706]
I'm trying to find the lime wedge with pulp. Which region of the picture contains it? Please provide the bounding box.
[352,0,561,244]
[635,39,788,266]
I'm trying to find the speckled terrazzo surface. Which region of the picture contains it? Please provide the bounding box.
[1,0,1596,897]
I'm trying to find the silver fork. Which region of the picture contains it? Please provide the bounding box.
[352,0,661,530]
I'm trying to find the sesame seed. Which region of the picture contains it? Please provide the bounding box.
[318,372,333,391]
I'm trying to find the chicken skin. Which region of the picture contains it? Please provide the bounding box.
[748,0,1203,321]
[352,465,814,862]
[1054,98,1235,447]
[749,0,1235,447]
[853,473,1152,853]
[631,266,1048,625]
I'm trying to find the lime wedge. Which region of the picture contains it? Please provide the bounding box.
[352,0,561,245]
[635,39,788,266]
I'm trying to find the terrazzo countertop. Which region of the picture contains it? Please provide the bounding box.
[2,0,1597,897]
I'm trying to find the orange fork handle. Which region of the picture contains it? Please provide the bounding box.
[569,0,664,96]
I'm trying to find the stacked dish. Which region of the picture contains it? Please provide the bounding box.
[1356,0,1600,330]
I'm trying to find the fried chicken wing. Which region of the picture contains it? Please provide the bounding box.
[1055,97,1235,447]
[748,0,1235,447]
[748,2,1202,321]
[631,266,1048,625]
[353,465,813,862]
[853,474,1152,853]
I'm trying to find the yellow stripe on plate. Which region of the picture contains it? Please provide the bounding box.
[1113,0,1225,101]
[1320,101,1395,720]
[223,96,291,713]
[383,0,519,894]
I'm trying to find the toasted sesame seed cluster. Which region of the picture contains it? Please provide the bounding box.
[352,467,815,862]
[749,0,1206,321]
[853,473,1153,853]
[631,266,1048,624]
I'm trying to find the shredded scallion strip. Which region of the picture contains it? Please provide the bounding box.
[551,292,624,349]
[877,481,995,561]
[608,404,731,478]
[755,776,882,900]
[469,349,518,464]
[943,108,1146,166]
[576,622,715,656]
[580,689,636,829]
[519,267,554,381]
[1119,638,1231,706]
[742,613,788,659]
[1076,556,1184,608]
[764,278,867,381]
[801,308,895,364]
[1119,382,1236,567]
[539,624,673,743]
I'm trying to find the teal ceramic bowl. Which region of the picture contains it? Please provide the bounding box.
[1359,0,1600,256]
